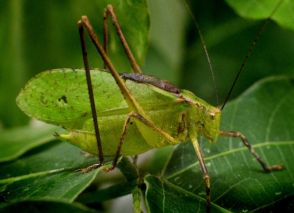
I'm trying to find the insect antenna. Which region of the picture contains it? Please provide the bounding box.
[184,0,219,106]
[221,0,284,110]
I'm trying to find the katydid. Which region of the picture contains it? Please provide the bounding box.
[16,3,285,212]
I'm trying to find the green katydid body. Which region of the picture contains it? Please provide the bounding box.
[16,68,221,156]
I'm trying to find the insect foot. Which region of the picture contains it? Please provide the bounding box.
[264,164,285,173]
[75,163,102,173]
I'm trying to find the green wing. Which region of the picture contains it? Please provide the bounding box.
[17,69,181,129]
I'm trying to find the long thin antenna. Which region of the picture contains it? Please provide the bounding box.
[184,0,219,105]
[221,0,284,110]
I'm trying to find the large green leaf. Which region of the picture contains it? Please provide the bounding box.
[145,76,294,212]
[0,142,100,203]
[0,200,98,213]
[0,123,58,162]
[0,0,149,127]
[0,141,137,210]
[226,0,294,31]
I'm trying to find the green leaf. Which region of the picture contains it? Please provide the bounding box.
[1,0,149,127]
[0,123,58,163]
[116,156,138,182]
[132,186,143,213]
[145,175,229,213]
[226,0,294,31]
[0,142,100,203]
[76,181,135,204]
[145,76,294,212]
[0,200,98,213]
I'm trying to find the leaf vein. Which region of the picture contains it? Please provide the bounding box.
[265,93,288,141]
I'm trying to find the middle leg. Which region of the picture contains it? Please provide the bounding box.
[191,137,211,213]
[108,111,178,171]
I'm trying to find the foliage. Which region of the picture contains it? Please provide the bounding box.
[1,0,294,212]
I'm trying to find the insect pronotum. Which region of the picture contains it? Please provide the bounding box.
[16,2,285,212]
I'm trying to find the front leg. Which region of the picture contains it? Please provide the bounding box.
[191,136,211,213]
